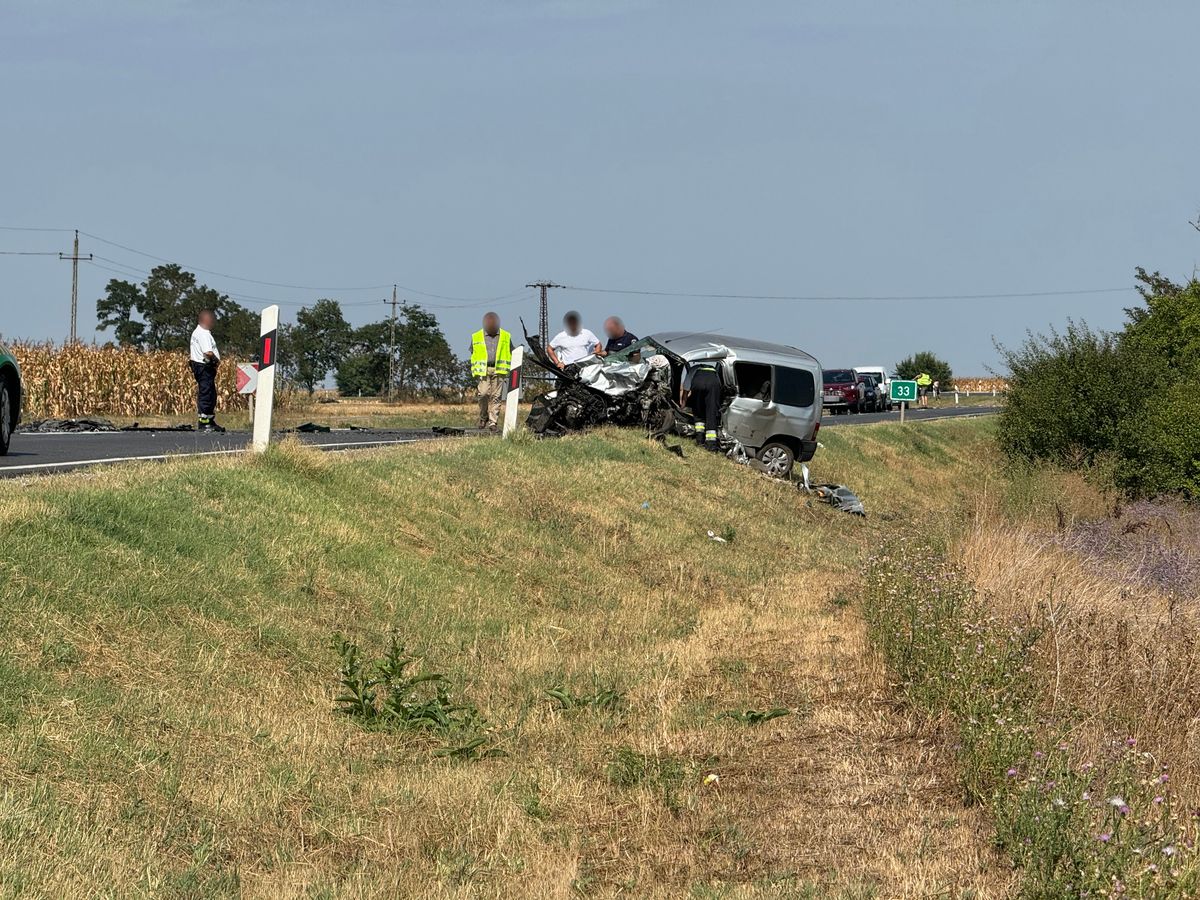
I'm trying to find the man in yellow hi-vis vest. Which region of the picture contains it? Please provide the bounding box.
[470,312,512,431]
[916,371,933,408]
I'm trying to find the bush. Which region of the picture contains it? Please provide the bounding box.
[996,321,1133,466]
[997,272,1200,499]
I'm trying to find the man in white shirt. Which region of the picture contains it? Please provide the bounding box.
[189,309,225,433]
[546,310,601,369]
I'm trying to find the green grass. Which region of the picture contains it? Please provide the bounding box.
[0,419,1004,897]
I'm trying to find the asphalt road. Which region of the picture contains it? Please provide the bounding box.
[0,428,464,477]
[1,406,1001,477]
[821,404,1001,427]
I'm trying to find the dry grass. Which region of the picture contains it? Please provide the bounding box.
[0,421,1011,897]
[960,482,1200,818]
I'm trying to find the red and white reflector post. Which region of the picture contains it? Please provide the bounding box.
[251,304,279,453]
[501,345,523,438]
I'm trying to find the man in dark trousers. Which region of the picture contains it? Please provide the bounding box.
[680,360,723,450]
[189,309,225,432]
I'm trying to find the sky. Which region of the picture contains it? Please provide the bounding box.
[2,0,1198,374]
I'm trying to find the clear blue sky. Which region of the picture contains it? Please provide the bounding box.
[3,0,1198,374]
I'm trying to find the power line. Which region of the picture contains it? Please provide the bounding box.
[0,250,60,255]
[79,230,393,293]
[526,281,565,340]
[561,284,1136,302]
[0,225,73,233]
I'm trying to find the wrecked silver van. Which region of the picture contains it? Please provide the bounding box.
[524,327,821,477]
[650,332,821,476]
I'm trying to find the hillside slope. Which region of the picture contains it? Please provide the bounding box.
[0,421,1009,898]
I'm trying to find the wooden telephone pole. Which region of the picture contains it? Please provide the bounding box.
[59,230,92,343]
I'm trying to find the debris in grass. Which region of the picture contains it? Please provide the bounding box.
[706,530,727,543]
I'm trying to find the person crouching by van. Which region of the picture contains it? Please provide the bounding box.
[469,312,512,432]
[680,360,722,450]
[189,308,225,433]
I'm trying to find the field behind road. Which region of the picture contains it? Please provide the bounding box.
[0,421,1016,897]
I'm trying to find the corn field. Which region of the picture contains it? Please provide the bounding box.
[951,377,1008,393]
[10,342,290,419]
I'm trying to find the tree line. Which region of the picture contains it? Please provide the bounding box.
[95,264,468,398]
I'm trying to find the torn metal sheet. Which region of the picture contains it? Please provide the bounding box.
[799,465,866,516]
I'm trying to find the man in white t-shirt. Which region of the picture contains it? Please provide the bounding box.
[546,310,601,369]
[189,309,225,433]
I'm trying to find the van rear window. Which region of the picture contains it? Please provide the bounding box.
[774,366,815,407]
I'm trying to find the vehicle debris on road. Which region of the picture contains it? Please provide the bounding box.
[19,418,196,434]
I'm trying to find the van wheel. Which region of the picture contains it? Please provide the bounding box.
[757,442,794,478]
[0,381,12,456]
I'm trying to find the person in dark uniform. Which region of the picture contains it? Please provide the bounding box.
[189,309,225,433]
[680,360,722,449]
[598,316,638,356]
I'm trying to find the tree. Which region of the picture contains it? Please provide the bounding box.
[894,351,953,386]
[95,263,259,357]
[334,304,466,399]
[335,321,391,397]
[280,299,352,394]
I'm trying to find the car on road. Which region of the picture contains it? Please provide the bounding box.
[858,373,885,412]
[0,343,22,455]
[822,368,864,414]
[855,365,893,410]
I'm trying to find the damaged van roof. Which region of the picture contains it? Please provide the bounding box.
[649,332,821,366]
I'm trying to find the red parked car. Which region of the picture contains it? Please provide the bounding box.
[822,368,864,414]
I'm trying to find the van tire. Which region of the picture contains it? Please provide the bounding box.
[757,441,794,478]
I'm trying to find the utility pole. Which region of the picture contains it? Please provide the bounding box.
[525,281,565,341]
[384,285,398,400]
[59,230,92,343]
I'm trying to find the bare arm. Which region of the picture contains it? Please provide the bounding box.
[546,345,564,369]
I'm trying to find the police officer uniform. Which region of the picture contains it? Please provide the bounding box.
[190,321,225,432]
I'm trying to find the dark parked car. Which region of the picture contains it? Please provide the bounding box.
[858,374,886,412]
[822,368,864,414]
[0,342,22,455]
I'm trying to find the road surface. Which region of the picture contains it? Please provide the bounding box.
[1,406,1000,477]
[821,404,1001,427]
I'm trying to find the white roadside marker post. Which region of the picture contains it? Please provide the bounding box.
[501,345,524,438]
[251,305,279,453]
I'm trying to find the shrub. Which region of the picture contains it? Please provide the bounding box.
[996,272,1200,499]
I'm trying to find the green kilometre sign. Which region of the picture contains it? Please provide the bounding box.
[889,380,918,403]
[890,379,918,423]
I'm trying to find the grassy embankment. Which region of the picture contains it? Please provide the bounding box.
[0,419,1009,898]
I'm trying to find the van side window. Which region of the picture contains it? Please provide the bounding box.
[734,362,772,401]
[774,366,815,407]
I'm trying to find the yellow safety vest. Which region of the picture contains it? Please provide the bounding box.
[916,372,932,387]
[471,329,512,378]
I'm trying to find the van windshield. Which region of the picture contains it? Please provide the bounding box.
[823,370,855,384]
